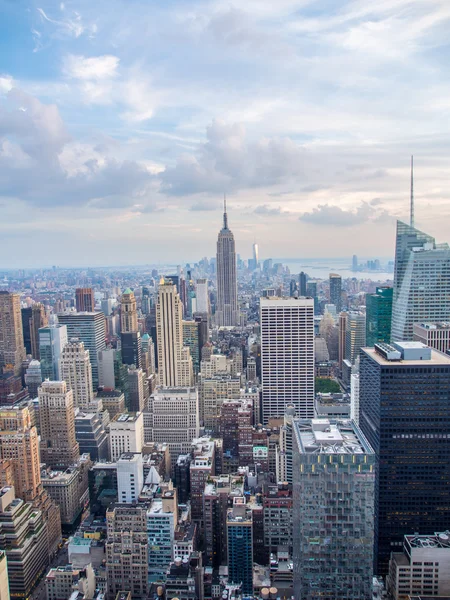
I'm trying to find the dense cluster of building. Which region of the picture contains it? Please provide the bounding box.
[0,204,449,600]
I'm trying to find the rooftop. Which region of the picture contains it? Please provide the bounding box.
[294,419,374,455]
[364,344,450,366]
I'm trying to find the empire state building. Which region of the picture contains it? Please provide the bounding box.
[216,199,239,326]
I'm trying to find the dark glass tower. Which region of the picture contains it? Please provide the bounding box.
[329,273,342,312]
[359,342,450,575]
[299,271,307,296]
[366,286,393,346]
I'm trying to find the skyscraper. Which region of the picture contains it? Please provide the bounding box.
[29,303,47,360]
[260,297,314,423]
[57,312,106,389]
[195,279,209,314]
[59,338,98,412]
[366,286,393,347]
[120,289,138,333]
[293,419,375,599]
[39,325,68,380]
[38,380,80,469]
[345,311,366,364]
[391,221,450,341]
[329,273,342,313]
[24,360,42,398]
[253,242,259,269]
[227,497,253,596]
[21,307,32,356]
[75,288,95,313]
[299,272,307,296]
[156,280,193,387]
[359,342,450,575]
[216,199,239,327]
[0,292,26,376]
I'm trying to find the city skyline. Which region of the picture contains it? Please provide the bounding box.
[1,1,450,265]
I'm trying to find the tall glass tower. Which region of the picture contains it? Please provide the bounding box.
[391,221,450,341]
[366,286,393,346]
[216,200,239,327]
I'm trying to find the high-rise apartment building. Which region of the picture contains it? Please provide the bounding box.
[106,503,148,600]
[413,322,450,353]
[60,338,99,412]
[0,292,26,376]
[329,273,342,313]
[156,281,193,387]
[57,312,106,389]
[391,221,450,341]
[260,297,314,423]
[29,303,47,360]
[359,342,450,575]
[227,497,253,596]
[38,380,80,469]
[75,288,95,313]
[39,325,68,380]
[144,387,199,466]
[147,489,178,582]
[216,202,239,327]
[293,419,375,600]
[366,286,393,346]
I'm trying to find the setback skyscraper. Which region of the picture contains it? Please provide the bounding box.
[391,221,450,341]
[260,297,314,423]
[359,341,450,575]
[216,199,239,327]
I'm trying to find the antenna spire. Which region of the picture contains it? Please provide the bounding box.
[223,193,228,229]
[410,155,414,228]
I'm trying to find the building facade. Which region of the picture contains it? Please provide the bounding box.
[366,286,393,347]
[0,292,26,377]
[215,204,239,327]
[39,325,68,381]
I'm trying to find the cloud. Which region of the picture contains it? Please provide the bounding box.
[63,54,119,79]
[0,87,155,209]
[254,205,287,216]
[299,202,384,226]
[0,76,14,95]
[37,7,85,38]
[190,200,219,211]
[160,119,305,196]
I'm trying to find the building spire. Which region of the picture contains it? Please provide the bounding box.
[410,155,414,228]
[223,193,228,230]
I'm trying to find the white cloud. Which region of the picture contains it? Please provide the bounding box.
[63,54,120,79]
[0,76,14,95]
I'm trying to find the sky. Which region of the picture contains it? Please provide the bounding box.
[1,0,450,267]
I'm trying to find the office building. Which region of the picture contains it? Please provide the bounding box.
[76,288,95,313]
[329,273,342,313]
[413,322,450,354]
[190,438,215,522]
[98,348,116,389]
[24,360,42,398]
[366,287,393,347]
[263,483,293,555]
[39,325,68,381]
[127,367,146,413]
[293,419,375,600]
[45,563,96,600]
[60,339,99,412]
[0,292,26,376]
[42,465,87,527]
[75,412,109,461]
[387,532,450,600]
[57,312,106,389]
[359,342,450,575]
[147,489,177,582]
[156,281,193,387]
[352,254,358,271]
[120,332,142,370]
[144,388,199,467]
[0,486,48,599]
[200,374,241,432]
[96,389,125,419]
[391,221,450,341]
[260,297,314,423]
[195,279,209,314]
[227,497,253,596]
[345,311,366,364]
[117,453,144,503]
[338,311,348,373]
[38,381,80,469]
[109,413,144,462]
[30,303,47,360]
[299,272,307,296]
[21,308,32,356]
[165,553,204,600]
[101,298,113,317]
[182,320,200,374]
[350,371,360,425]
[216,200,239,327]
[0,552,9,600]
[106,504,148,600]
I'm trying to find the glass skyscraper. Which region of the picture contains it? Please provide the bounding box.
[292,418,375,600]
[329,273,342,313]
[366,286,393,346]
[391,221,450,341]
[359,342,450,575]
[38,324,68,380]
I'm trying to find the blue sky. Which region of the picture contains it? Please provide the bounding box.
[1,0,450,266]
